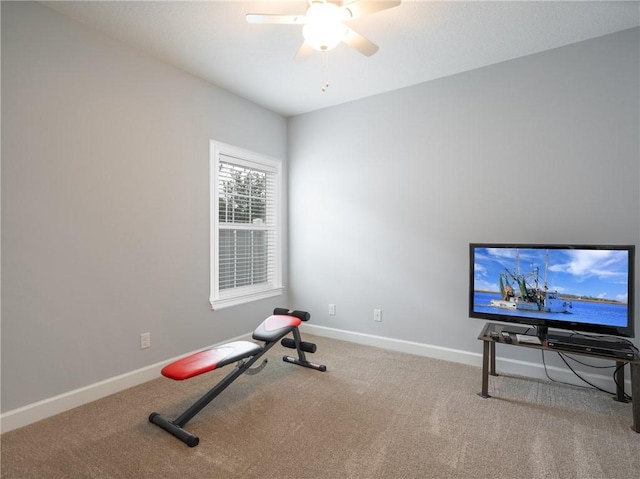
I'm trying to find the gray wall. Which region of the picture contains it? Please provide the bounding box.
[288,28,640,365]
[1,2,288,412]
[2,1,639,415]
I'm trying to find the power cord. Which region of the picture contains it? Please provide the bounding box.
[541,349,632,401]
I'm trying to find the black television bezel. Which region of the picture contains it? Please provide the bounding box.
[469,243,636,338]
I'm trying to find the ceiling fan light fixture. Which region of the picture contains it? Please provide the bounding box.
[302,2,348,52]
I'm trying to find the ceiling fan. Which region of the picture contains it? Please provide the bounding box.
[246,0,401,60]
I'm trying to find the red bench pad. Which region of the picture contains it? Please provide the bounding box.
[252,314,302,342]
[161,341,262,381]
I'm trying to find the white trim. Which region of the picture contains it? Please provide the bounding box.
[0,363,162,434]
[301,324,633,395]
[302,324,480,366]
[0,332,252,434]
[2,326,631,434]
[209,140,283,309]
[210,286,284,310]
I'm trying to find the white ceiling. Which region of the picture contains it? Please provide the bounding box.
[43,1,640,117]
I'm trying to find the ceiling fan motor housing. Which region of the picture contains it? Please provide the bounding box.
[303,2,348,51]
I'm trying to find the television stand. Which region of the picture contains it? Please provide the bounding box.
[477,322,640,433]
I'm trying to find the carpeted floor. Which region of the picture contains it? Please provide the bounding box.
[2,335,639,478]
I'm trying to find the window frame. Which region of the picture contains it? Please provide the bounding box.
[210,140,283,310]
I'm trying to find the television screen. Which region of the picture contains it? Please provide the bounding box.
[469,244,635,338]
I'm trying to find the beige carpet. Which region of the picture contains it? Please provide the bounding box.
[2,335,639,478]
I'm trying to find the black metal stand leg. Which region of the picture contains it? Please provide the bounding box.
[614,361,627,403]
[478,340,491,398]
[630,362,640,433]
[490,340,497,376]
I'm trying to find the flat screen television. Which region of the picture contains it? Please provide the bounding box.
[469,244,635,339]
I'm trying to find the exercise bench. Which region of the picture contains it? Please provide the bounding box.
[149,308,326,447]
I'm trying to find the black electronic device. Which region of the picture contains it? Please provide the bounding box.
[469,244,635,340]
[546,332,637,360]
[501,331,513,343]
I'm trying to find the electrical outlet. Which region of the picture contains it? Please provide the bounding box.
[374,309,382,322]
[140,332,151,349]
[328,303,336,315]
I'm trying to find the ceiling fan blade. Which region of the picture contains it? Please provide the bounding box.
[341,0,401,20]
[294,41,315,61]
[245,14,305,25]
[342,28,379,56]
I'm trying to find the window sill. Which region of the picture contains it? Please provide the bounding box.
[210,286,284,311]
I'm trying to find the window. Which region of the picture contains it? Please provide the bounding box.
[210,141,282,309]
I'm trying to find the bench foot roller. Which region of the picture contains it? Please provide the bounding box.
[283,355,327,372]
[149,413,199,447]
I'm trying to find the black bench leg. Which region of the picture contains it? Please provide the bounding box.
[282,328,327,372]
[149,356,259,446]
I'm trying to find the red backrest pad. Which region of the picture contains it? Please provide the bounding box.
[161,341,262,380]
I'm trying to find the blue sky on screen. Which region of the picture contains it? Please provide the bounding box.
[473,247,630,303]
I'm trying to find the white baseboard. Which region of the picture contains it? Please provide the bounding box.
[0,362,163,434]
[302,323,483,367]
[302,324,633,396]
[2,326,631,434]
[0,332,252,434]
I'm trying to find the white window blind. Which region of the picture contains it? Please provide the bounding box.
[210,142,282,309]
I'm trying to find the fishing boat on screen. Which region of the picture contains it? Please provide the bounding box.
[490,250,572,314]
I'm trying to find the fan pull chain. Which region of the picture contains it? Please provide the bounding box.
[321,50,330,92]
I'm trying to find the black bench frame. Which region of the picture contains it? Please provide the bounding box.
[149,308,326,446]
